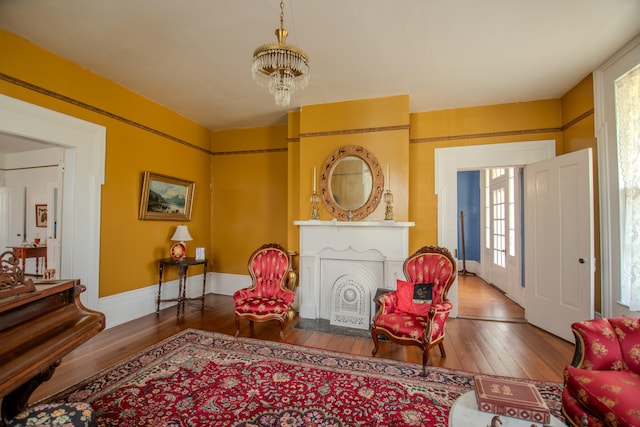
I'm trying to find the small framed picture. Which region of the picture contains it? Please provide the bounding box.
[35,204,47,227]
[138,171,195,221]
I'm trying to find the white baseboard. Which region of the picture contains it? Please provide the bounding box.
[98,272,251,328]
[456,259,481,275]
[210,272,251,296]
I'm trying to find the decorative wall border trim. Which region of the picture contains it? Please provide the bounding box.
[410,109,593,144]
[2,72,593,152]
[562,109,594,130]
[410,127,560,144]
[211,147,287,156]
[0,73,214,155]
[299,124,409,139]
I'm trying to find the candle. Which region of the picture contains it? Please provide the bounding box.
[313,166,317,192]
[386,164,390,190]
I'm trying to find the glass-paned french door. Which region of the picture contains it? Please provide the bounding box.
[483,167,522,300]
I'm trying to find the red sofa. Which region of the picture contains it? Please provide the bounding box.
[562,317,640,427]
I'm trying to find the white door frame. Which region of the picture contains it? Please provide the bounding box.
[0,94,105,309]
[435,140,556,317]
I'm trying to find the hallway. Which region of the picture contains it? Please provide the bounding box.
[457,273,526,322]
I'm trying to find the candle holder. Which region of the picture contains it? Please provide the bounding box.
[384,189,394,221]
[310,191,320,220]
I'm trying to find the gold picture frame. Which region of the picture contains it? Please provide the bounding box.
[138,171,195,221]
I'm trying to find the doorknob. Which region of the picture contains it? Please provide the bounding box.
[579,258,585,264]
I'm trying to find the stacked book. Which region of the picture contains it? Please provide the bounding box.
[474,376,551,424]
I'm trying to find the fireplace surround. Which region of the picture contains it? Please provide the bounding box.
[294,220,415,328]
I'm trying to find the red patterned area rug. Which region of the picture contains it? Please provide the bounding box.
[45,329,563,427]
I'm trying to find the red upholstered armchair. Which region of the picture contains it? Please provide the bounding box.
[562,317,640,427]
[234,243,295,339]
[371,246,457,376]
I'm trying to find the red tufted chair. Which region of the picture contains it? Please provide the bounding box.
[234,243,294,339]
[561,317,640,427]
[371,246,457,376]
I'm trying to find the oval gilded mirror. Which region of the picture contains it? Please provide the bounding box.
[319,145,384,221]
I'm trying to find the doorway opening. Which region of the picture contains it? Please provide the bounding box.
[434,139,556,320]
[457,167,526,322]
[0,94,105,309]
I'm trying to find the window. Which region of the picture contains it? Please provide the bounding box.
[596,36,640,317]
[616,64,640,310]
[485,168,516,268]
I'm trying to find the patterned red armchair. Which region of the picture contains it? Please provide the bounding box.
[371,246,457,376]
[562,317,640,427]
[234,243,294,339]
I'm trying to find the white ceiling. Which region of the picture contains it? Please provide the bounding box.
[1,0,639,137]
[0,132,54,154]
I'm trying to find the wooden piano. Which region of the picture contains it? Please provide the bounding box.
[0,251,105,424]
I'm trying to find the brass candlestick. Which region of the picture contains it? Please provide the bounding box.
[384,189,394,221]
[310,191,320,220]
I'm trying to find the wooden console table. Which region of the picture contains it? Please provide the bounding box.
[10,245,47,277]
[157,257,207,317]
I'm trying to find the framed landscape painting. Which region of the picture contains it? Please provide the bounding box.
[138,171,195,221]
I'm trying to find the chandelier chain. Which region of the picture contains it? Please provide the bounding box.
[280,0,285,31]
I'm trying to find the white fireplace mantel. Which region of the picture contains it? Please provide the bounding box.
[294,220,415,325]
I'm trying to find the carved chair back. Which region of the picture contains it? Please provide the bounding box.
[247,243,292,298]
[402,246,457,304]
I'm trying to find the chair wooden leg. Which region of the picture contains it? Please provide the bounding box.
[422,349,428,377]
[249,320,254,336]
[371,331,379,356]
[438,342,446,357]
[234,316,240,337]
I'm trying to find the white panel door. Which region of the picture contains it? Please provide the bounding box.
[0,186,26,250]
[524,149,594,342]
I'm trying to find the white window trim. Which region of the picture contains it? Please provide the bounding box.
[595,34,640,318]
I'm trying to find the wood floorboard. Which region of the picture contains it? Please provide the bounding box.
[29,277,575,404]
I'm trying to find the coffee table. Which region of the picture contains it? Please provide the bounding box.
[449,391,565,426]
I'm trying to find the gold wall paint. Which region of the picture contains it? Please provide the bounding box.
[0,30,212,297]
[561,74,600,312]
[408,100,563,253]
[2,29,601,312]
[210,126,289,274]
[295,95,410,226]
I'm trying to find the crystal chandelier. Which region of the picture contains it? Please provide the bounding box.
[251,0,310,107]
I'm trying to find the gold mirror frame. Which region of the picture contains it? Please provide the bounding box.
[319,145,384,221]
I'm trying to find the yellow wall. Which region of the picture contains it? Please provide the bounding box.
[210,126,289,274]
[408,100,563,253]
[0,30,212,297]
[561,74,600,311]
[1,29,601,312]
[296,96,410,216]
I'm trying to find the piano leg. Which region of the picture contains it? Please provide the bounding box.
[1,360,60,424]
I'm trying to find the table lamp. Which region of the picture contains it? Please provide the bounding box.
[170,225,193,260]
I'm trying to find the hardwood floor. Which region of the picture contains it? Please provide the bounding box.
[30,279,575,404]
[458,273,526,322]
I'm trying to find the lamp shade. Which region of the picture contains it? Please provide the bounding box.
[171,225,193,242]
